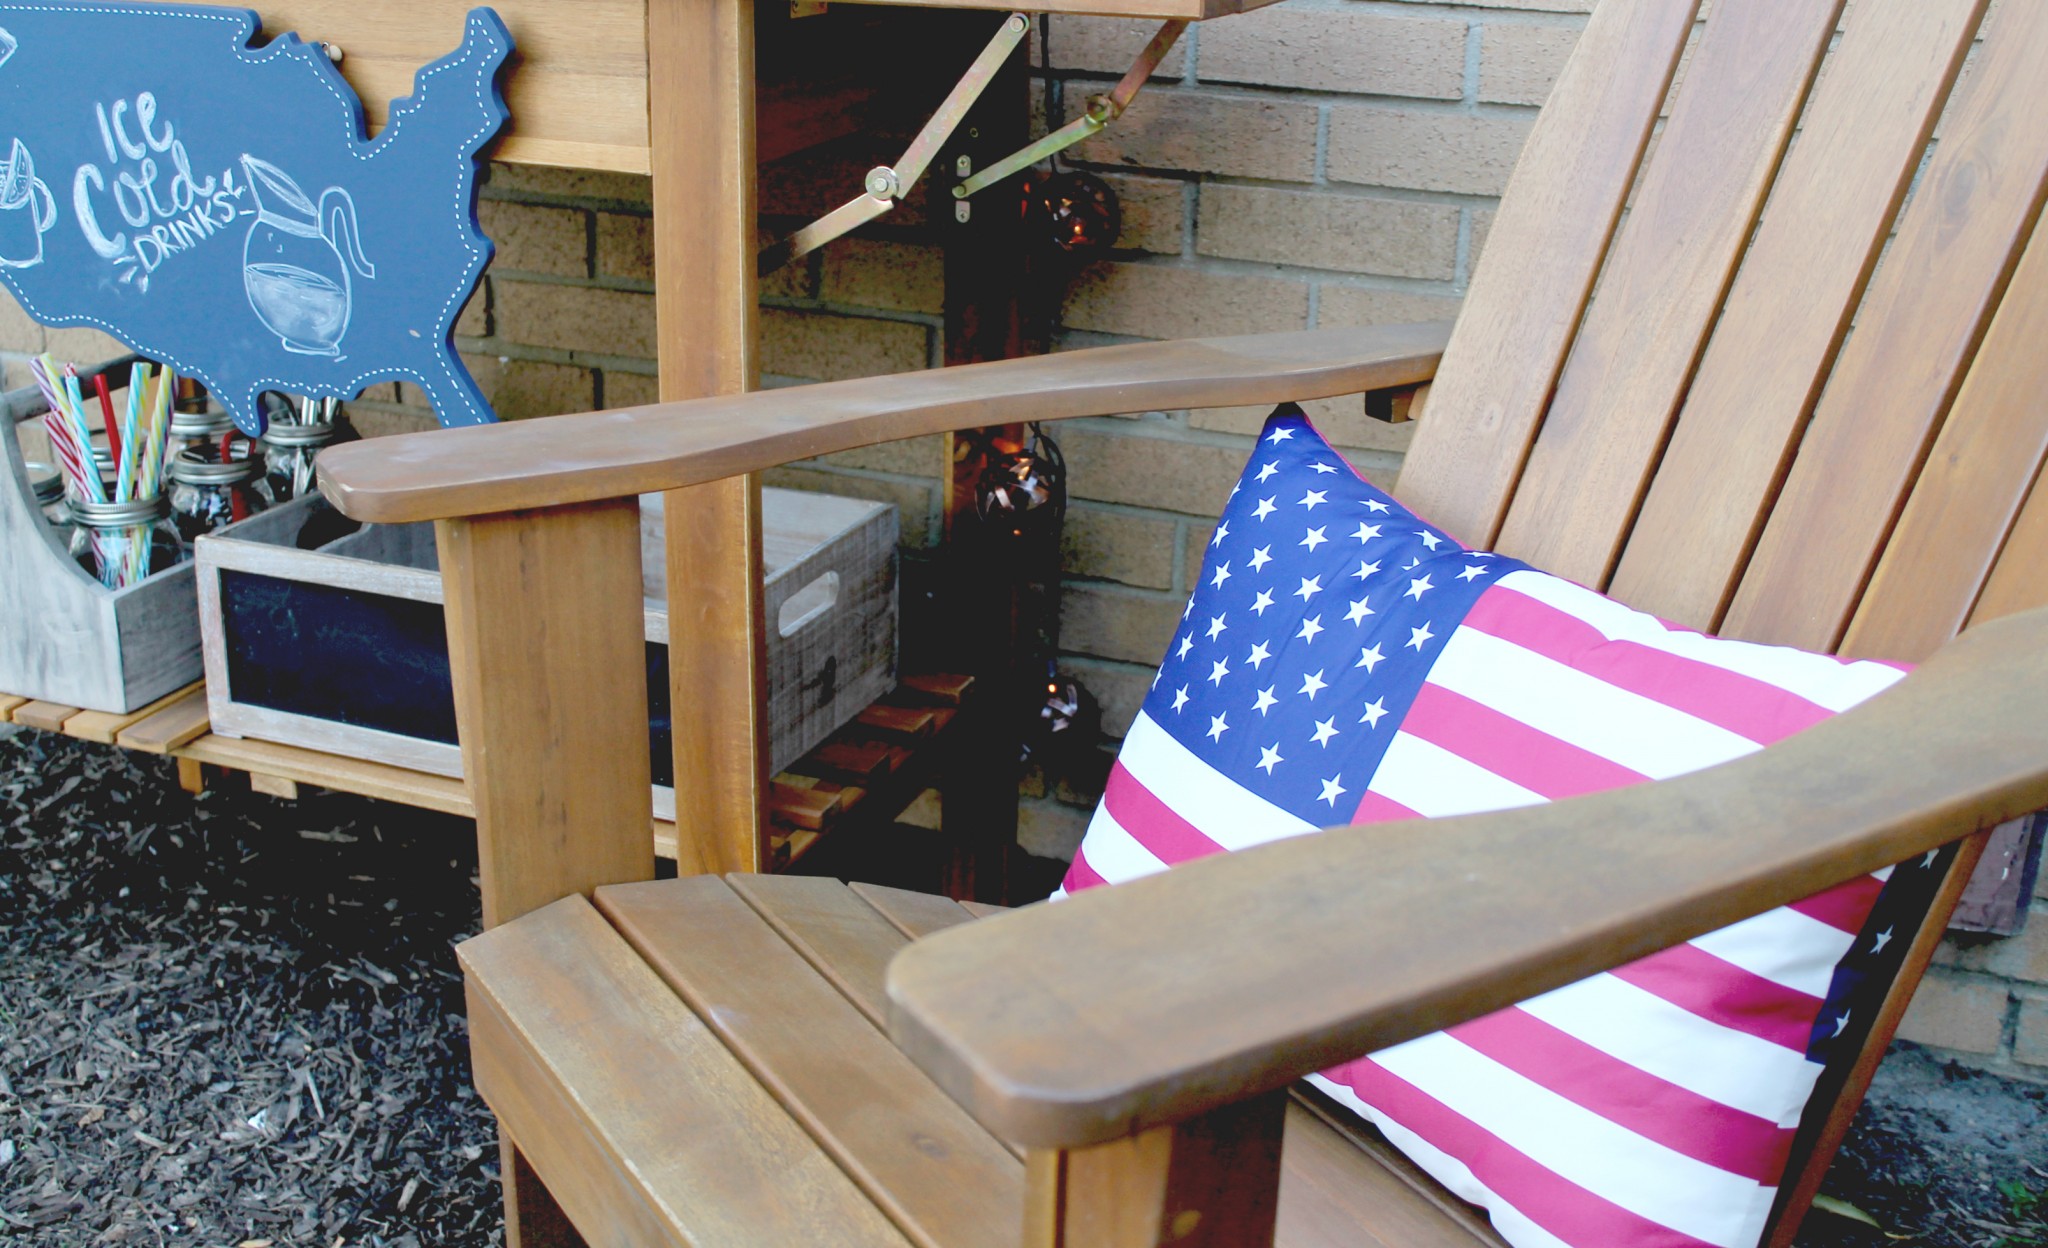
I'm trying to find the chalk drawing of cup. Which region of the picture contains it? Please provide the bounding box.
[0,138,56,269]
[0,28,16,70]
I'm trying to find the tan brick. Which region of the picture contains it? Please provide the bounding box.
[486,163,651,203]
[1942,909,2048,984]
[1479,22,1584,107]
[761,309,928,382]
[1895,974,2009,1055]
[1061,425,1258,517]
[459,356,595,421]
[1185,521,1216,593]
[479,200,587,278]
[1065,658,1155,739]
[818,433,944,477]
[596,212,654,282]
[1041,15,1187,77]
[819,239,944,315]
[43,324,124,363]
[1063,263,1308,340]
[1101,174,1186,255]
[1063,504,1177,589]
[763,464,935,547]
[1198,186,1459,281]
[455,283,489,339]
[1017,795,1092,862]
[1199,9,1466,100]
[346,407,437,439]
[1191,396,1417,455]
[2017,995,2048,1068]
[1061,583,1185,664]
[1469,205,1498,273]
[494,280,656,358]
[1317,284,1462,330]
[1329,106,1537,197]
[0,292,45,353]
[1067,89,1317,183]
[603,369,660,408]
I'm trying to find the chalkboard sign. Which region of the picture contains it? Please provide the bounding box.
[0,3,511,434]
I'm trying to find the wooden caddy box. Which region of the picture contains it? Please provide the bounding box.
[195,488,897,816]
[0,411,203,713]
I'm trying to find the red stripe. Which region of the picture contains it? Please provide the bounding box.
[1325,1058,1726,1248]
[1446,1008,1797,1184]
[1608,943,1824,1052]
[1061,844,1109,894]
[1401,683,1647,799]
[1351,787,1423,825]
[1786,874,1886,935]
[1100,761,1229,868]
[1464,586,1835,745]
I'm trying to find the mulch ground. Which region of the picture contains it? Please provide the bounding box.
[0,726,2042,1246]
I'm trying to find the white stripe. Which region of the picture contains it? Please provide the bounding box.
[1306,1075,1575,1248]
[1495,571,1908,711]
[1117,711,1316,849]
[1369,1034,1773,1247]
[1518,975,1824,1126]
[1688,907,1854,1001]
[1428,627,1760,776]
[1368,731,1547,817]
[1072,801,1169,885]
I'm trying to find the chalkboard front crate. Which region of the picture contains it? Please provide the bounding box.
[196,489,898,814]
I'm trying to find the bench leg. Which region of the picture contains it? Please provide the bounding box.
[503,1136,585,1248]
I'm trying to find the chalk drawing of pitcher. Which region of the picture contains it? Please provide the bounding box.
[240,155,375,356]
[0,138,56,269]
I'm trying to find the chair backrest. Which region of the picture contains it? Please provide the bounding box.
[1395,1,2045,1240]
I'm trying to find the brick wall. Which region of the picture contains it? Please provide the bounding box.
[5,0,2041,1083]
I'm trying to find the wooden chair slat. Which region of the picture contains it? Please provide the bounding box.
[1493,0,1844,586]
[1723,0,2048,650]
[1282,1096,1502,1248]
[460,895,912,1246]
[11,700,81,732]
[1843,219,2048,659]
[113,686,211,753]
[597,878,1027,1248]
[1391,0,1697,548]
[852,881,983,939]
[1969,464,2048,627]
[728,873,922,1028]
[1607,0,1988,628]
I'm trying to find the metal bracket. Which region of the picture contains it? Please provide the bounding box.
[954,19,1186,201]
[760,13,1030,276]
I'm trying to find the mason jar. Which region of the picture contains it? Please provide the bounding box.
[25,460,66,526]
[168,448,268,542]
[67,495,184,589]
[166,408,236,465]
[261,420,337,501]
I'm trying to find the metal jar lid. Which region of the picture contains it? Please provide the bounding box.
[68,494,170,527]
[168,447,261,486]
[26,461,62,505]
[169,408,235,440]
[260,420,336,449]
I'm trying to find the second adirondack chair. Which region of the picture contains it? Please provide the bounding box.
[317,0,2048,1243]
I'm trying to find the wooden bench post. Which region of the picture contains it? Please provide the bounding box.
[1025,1091,1288,1248]
[437,499,656,930]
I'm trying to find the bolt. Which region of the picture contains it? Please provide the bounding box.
[955,200,972,223]
[864,167,898,200]
[955,154,973,177]
[1006,14,1027,33]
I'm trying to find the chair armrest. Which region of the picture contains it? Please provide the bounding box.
[316,322,1449,524]
[886,607,2048,1149]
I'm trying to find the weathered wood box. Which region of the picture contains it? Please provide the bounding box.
[0,415,202,712]
[196,489,897,815]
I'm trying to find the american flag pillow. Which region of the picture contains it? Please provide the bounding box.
[1061,404,1940,1248]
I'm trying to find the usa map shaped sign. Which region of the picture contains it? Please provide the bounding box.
[0,2,511,434]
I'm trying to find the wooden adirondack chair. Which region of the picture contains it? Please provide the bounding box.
[316,0,2048,1242]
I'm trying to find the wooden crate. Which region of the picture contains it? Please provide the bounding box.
[196,489,896,814]
[0,414,201,713]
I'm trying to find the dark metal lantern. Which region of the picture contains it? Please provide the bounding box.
[1022,170,1121,257]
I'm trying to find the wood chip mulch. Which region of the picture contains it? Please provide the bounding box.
[0,728,500,1246]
